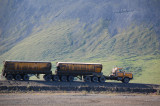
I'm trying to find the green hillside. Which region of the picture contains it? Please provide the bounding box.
[0,20,159,84]
[1,20,159,61]
[0,0,160,84]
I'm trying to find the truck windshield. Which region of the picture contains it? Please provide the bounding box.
[119,69,122,72]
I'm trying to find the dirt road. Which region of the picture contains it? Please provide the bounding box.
[0,80,160,93]
[0,93,160,106]
[0,80,160,106]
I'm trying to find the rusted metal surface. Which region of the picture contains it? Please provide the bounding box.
[2,60,52,75]
[56,62,102,75]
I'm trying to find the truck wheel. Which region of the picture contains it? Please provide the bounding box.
[92,76,98,82]
[23,75,29,81]
[6,74,13,80]
[123,77,130,83]
[15,74,22,80]
[68,76,74,82]
[44,75,51,81]
[84,76,91,82]
[61,76,67,82]
[99,76,106,83]
[52,75,59,81]
[43,75,46,79]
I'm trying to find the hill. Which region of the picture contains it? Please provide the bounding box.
[0,0,160,84]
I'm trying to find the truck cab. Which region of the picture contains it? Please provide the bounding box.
[110,67,133,83]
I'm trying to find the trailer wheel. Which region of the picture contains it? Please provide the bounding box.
[23,75,29,81]
[92,76,98,82]
[52,75,59,81]
[123,77,130,83]
[44,75,51,81]
[61,76,67,82]
[6,74,13,80]
[99,76,106,83]
[15,74,22,81]
[84,76,91,82]
[68,76,74,82]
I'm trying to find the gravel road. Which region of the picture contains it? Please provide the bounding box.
[0,93,160,106]
[0,80,160,106]
[1,80,160,88]
[0,80,160,93]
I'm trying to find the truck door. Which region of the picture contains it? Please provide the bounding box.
[116,72,124,77]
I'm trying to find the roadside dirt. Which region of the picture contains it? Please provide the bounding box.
[0,80,160,94]
[0,93,160,106]
[0,80,160,106]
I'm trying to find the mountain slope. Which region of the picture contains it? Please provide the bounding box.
[1,20,159,61]
[0,0,160,57]
[0,0,160,84]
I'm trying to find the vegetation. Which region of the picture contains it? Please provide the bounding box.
[0,0,159,84]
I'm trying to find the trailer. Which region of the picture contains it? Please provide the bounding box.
[52,62,106,82]
[1,60,52,81]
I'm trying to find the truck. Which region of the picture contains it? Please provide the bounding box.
[1,61,133,83]
[106,67,133,83]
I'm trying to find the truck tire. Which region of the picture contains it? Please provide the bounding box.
[123,77,130,83]
[92,76,98,82]
[52,75,59,81]
[15,74,22,80]
[23,75,29,81]
[43,75,46,79]
[84,76,91,82]
[68,76,74,82]
[99,76,106,83]
[6,74,13,80]
[44,75,51,81]
[61,76,67,82]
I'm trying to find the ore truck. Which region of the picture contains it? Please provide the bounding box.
[1,61,133,83]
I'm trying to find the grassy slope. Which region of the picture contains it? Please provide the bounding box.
[131,56,160,84]
[1,19,159,61]
[0,20,159,84]
[0,20,79,61]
